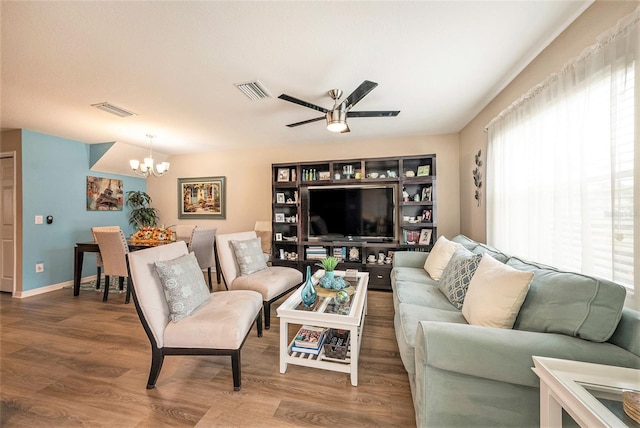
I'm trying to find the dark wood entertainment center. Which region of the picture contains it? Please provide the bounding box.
[271,154,437,290]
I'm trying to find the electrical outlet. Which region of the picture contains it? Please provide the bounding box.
[35,263,44,273]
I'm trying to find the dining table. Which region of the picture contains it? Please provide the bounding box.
[72,240,221,296]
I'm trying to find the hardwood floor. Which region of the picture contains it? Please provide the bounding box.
[0,284,415,427]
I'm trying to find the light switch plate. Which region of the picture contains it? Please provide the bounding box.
[35,215,43,224]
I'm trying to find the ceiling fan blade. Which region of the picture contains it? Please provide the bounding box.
[285,116,325,127]
[278,94,329,113]
[347,110,400,118]
[340,80,378,111]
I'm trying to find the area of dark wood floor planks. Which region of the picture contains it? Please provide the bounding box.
[1,284,415,427]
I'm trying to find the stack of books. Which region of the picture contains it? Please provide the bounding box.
[333,247,346,262]
[305,246,328,260]
[291,325,327,355]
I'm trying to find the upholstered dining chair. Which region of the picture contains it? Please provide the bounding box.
[175,224,196,242]
[127,241,263,391]
[91,225,121,290]
[187,227,217,290]
[93,229,131,303]
[216,231,302,329]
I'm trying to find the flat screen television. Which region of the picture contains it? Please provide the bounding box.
[307,185,396,241]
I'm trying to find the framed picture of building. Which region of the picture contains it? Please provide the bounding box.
[86,176,123,211]
[178,176,226,219]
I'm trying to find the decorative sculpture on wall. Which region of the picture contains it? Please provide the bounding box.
[473,150,482,207]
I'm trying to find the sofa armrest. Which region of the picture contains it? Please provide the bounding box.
[393,251,429,269]
[415,321,640,388]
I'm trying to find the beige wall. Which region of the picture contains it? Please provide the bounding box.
[458,0,638,243]
[147,134,461,239]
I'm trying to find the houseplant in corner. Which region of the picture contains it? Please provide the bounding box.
[125,191,172,242]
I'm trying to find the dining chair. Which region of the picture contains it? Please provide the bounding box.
[93,229,131,303]
[187,227,217,290]
[216,231,302,329]
[91,226,121,290]
[127,241,263,390]
[176,224,196,242]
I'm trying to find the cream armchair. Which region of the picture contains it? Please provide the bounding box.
[216,231,302,329]
[127,241,263,390]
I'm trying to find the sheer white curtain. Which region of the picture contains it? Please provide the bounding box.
[486,7,638,291]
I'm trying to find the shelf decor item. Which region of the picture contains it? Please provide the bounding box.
[300,265,317,307]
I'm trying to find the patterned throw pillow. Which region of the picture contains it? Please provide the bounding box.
[438,247,483,309]
[155,252,211,323]
[230,237,268,276]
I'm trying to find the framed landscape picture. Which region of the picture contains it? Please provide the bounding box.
[178,176,226,219]
[417,165,431,176]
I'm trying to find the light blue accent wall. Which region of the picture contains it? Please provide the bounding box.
[21,130,146,291]
[89,142,115,168]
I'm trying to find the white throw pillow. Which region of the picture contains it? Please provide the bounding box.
[462,254,533,329]
[423,235,463,281]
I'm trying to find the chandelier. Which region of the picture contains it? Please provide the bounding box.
[129,134,170,178]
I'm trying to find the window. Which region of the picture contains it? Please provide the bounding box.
[486,8,638,292]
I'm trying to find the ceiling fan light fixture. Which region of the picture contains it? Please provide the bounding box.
[326,109,347,133]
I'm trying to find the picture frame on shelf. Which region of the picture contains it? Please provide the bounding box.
[275,213,285,223]
[277,168,290,182]
[417,165,431,176]
[422,209,432,222]
[421,186,432,201]
[276,193,285,204]
[178,176,226,219]
[275,233,283,241]
[318,171,331,180]
[419,229,432,245]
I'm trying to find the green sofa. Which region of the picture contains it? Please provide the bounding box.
[391,234,640,427]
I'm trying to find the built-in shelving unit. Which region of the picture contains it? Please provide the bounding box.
[272,154,437,291]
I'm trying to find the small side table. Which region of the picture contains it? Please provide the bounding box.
[532,356,640,427]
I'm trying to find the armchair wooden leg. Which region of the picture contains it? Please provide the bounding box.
[256,309,263,337]
[103,276,110,302]
[207,267,212,291]
[125,279,131,304]
[263,302,271,330]
[147,348,165,389]
[231,350,241,391]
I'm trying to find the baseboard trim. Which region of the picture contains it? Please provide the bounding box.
[14,275,97,298]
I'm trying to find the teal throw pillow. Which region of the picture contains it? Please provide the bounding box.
[230,237,268,276]
[155,252,211,323]
[438,247,483,309]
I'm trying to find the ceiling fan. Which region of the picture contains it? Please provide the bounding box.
[278,80,400,133]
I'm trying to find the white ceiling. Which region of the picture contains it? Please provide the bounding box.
[1,1,592,156]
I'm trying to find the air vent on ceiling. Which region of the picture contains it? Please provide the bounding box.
[234,80,272,100]
[91,102,137,117]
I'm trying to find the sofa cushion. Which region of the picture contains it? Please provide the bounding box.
[438,247,483,309]
[450,234,478,250]
[229,237,268,276]
[471,244,509,263]
[395,303,467,375]
[424,236,463,281]
[509,258,627,342]
[393,281,460,313]
[154,252,211,323]
[462,254,533,329]
[392,266,434,285]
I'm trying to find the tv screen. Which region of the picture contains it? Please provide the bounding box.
[308,185,396,241]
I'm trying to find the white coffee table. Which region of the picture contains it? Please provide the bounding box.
[277,270,368,386]
[532,356,640,427]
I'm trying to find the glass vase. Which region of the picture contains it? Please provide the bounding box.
[301,265,317,307]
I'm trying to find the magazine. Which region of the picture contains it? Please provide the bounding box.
[294,325,326,348]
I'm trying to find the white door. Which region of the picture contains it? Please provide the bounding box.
[1,156,15,293]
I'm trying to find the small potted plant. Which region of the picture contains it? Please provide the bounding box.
[316,256,338,280]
